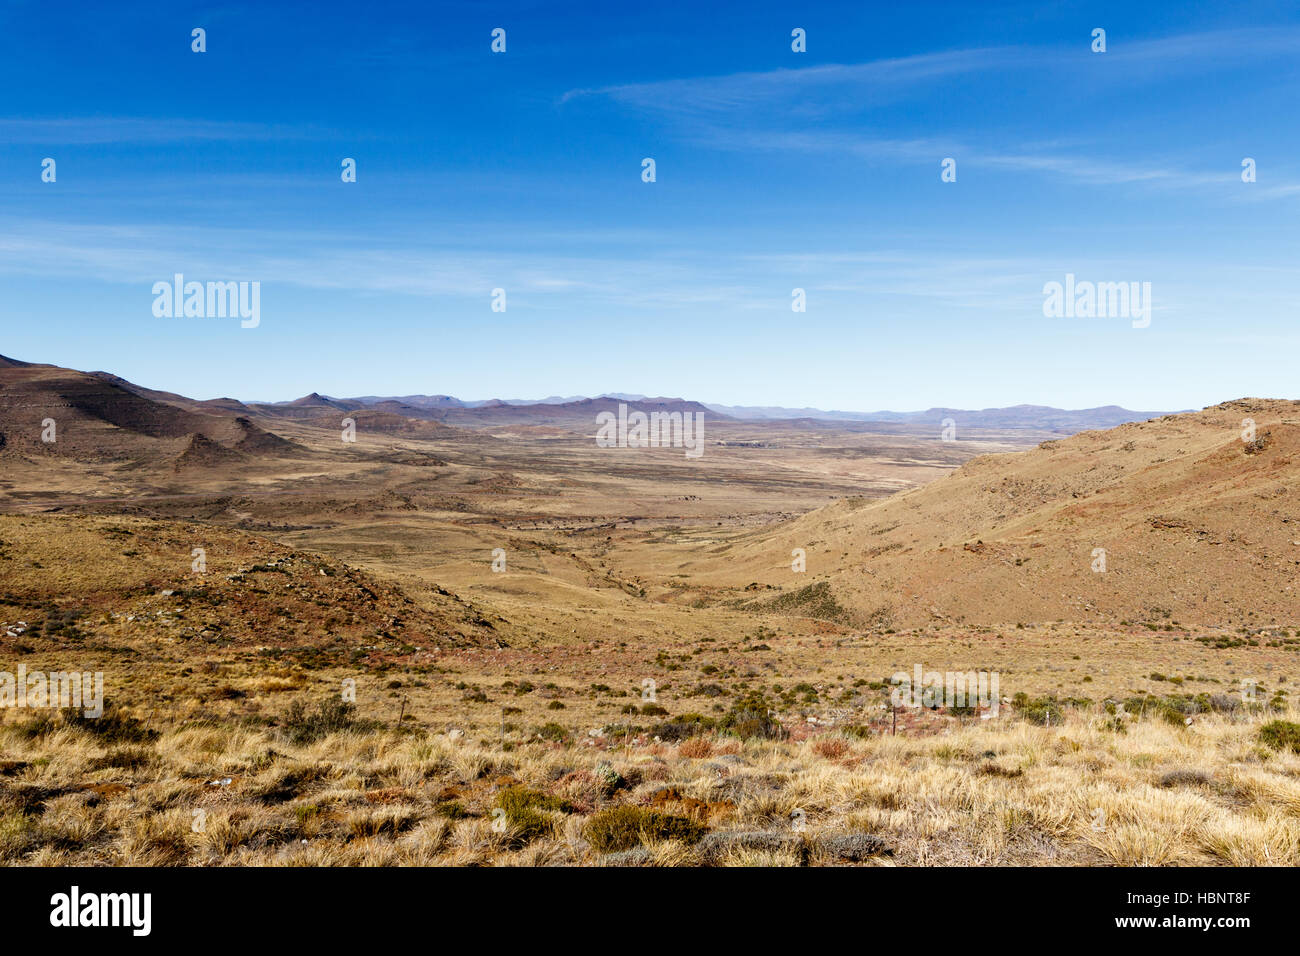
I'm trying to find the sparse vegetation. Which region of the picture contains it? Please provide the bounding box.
[584,805,707,853]
[0,699,1295,865]
[3,383,1299,868]
[1259,720,1300,754]
[281,698,359,744]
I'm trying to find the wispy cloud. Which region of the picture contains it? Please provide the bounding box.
[0,116,332,144]
[691,126,1243,191]
[562,46,1027,115]
[561,26,1300,194]
[1101,26,1300,72]
[0,216,1215,319]
[564,26,1300,116]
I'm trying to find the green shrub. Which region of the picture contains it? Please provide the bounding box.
[282,698,357,744]
[718,692,785,740]
[583,805,707,853]
[1259,720,1300,754]
[652,713,716,742]
[497,786,570,816]
[534,722,570,744]
[1012,693,1063,727]
[840,724,875,739]
[434,800,470,820]
[495,786,570,843]
[1157,701,1193,726]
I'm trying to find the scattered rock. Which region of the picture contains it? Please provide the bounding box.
[817,832,890,860]
[597,846,653,867]
[697,829,802,861]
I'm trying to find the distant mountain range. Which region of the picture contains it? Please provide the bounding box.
[318,393,1176,431]
[344,392,653,409]
[702,402,1181,430]
[0,353,1178,445]
[339,392,662,410]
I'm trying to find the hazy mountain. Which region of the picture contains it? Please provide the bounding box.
[1,353,1176,439]
[706,402,1178,431]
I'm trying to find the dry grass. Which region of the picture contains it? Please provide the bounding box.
[3,703,1298,866]
[2,404,1297,871]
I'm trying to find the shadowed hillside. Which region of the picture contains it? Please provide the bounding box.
[0,357,303,462]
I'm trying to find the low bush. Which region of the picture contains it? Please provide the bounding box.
[495,786,570,843]
[1259,720,1300,754]
[281,699,357,744]
[584,805,707,853]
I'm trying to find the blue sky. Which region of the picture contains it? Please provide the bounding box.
[2,0,1299,410]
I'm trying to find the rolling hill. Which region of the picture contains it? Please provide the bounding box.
[0,356,303,462]
[674,399,1300,628]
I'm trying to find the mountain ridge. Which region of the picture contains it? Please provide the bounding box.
[0,352,1187,437]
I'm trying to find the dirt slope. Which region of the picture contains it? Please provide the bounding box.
[682,399,1300,628]
[0,514,502,657]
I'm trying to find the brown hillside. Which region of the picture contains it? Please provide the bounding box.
[302,408,472,440]
[0,514,501,655]
[171,433,246,471]
[0,362,304,461]
[679,399,1300,628]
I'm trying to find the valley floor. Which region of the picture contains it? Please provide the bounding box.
[2,410,1298,865]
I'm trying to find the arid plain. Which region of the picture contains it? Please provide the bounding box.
[2,354,1298,866]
